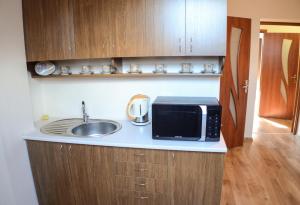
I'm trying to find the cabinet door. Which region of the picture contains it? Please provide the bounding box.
[72,0,115,58]
[27,141,75,205]
[144,0,186,56]
[22,0,74,61]
[171,152,224,205]
[67,144,115,205]
[186,0,227,56]
[113,0,147,57]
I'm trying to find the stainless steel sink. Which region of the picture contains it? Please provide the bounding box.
[70,121,121,137]
[40,119,121,137]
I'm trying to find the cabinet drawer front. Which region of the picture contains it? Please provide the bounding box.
[114,176,168,194]
[115,191,171,205]
[113,148,168,164]
[114,162,168,179]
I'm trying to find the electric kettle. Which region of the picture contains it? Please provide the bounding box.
[127,94,150,126]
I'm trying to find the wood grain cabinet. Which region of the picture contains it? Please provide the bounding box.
[22,0,226,61]
[26,141,224,205]
[22,0,74,62]
[186,0,227,56]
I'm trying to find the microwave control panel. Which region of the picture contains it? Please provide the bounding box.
[205,106,222,142]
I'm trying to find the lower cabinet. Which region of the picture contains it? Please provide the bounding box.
[26,141,224,205]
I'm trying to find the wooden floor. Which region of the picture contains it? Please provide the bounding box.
[221,118,300,205]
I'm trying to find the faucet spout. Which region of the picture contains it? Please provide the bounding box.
[82,101,89,123]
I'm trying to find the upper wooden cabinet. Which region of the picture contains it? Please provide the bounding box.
[22,0,226,61]
[186,0,227,56]
[22,0,74,61]
[144,0,186,56]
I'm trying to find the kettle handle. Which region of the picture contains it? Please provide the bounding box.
[127,98,139,120]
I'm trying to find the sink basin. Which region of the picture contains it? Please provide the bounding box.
[70,121,121,137]
[40,119,121,137]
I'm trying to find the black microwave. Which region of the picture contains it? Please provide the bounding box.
[152,96,221,141]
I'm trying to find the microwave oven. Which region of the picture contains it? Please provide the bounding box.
[152,96,221,141]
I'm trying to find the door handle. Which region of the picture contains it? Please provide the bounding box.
[291,75,297,79]
[242,80,249,94]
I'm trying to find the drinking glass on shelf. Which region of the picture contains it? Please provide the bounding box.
[128,64,142,74]
[80,65,93,74]
[153,64,167,74]
[180,63,193,73]
[202,64,215,74]
[61,66,71,75]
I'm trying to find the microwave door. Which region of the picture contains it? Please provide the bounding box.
[199,105,207,141]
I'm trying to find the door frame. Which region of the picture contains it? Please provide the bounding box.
[259,21,300,134]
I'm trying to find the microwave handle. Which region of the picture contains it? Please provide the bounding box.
[199,105,207,141]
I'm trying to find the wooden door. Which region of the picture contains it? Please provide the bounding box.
[27,141,75,205]
[22,0,74,61]
[259,33,300,119]
[68,144,115,205]
[219,17,251,148]
[144,0,186,56]
[171,152,224,205]
[185,0,227,56]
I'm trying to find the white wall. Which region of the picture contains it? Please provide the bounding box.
[227,0,300,137]
[30,57,221,121]
[0,0,38,204]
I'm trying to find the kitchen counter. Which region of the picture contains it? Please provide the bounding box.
[24,119,227,153]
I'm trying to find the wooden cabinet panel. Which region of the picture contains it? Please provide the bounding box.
[171,151,224,205]
[72,0,116,58]
[67,144,115,205]
[72,0,151,58]
[186,0,227,56]
[114,162,168,179]
[115,191,171,205]
[113,147,169,164]
[22,0,74,61]
[113,0,147,57]
[114,176,168,194]
[23,0,226,60]
[144,0,186,56]
[27,141,75,205]
[27,142,224,205]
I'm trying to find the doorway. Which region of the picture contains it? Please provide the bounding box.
[254,22,300,135]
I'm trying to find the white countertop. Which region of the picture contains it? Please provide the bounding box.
[23,119,227,153]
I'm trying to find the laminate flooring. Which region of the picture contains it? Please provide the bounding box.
[221,118,300,205]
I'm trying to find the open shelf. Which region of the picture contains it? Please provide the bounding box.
[30,73,222,79]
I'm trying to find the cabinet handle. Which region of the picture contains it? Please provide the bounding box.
[68,145,72,151]
[179,38,182,53]
[60,145,63,150]
[136,196,149,199]
[134,153,145,156]
[136,183,147,186]
[190,38,193,53]
[136,168,148,172]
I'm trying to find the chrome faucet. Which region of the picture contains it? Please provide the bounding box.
[82,101,89,123]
